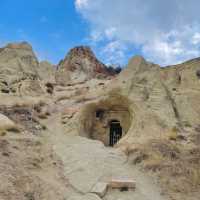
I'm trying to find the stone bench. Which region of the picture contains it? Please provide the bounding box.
[91,178,136,198]
[108,177,136,189]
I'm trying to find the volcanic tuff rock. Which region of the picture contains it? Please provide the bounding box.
[37,61,56,84]
[0,41,200,200]
[0,42,44,95]
[79,55,200,144]
[55,46,114,85]
[76,55,200,199]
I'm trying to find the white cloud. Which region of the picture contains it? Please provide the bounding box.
[192,33,200,45]
[75,0,200,66]
[90,30,103,42]
[104,27,117,40]
[75,0,89,9]
[101,40,126,65]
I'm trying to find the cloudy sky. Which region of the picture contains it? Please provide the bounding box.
[1,0,200,66]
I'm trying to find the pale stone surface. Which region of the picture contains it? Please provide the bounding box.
[37,61,56,84]
[44,114,168,200]
[0,42,45,96]
[0,113,16,131]
[91,182,108,197]
[68,193,102,200]
[78,55,200,148]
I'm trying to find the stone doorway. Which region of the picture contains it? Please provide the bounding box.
[109,120,122,146]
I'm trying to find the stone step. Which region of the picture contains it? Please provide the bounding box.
[91,182,108,198]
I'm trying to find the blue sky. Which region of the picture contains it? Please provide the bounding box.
[1,0,200,66]
[0,0,91,64]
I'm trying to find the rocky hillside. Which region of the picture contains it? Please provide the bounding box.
[0,42,43,96]
[0,41,199,200]
[56,46,116,85]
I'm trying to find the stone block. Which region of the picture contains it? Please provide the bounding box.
[109,177,136,189]
[91,182,108,197]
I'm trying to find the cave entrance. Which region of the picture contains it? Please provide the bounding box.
[109,120,122,147]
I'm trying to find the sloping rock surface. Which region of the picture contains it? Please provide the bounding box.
[56,46,114,85]
[0,42,43,96]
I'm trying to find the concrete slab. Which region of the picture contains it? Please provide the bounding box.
[91,182,108,197]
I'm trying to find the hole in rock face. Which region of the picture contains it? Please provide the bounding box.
[80,98,132,147]
[196,70,200,79]
[91,108,131,146]
[96,109,104,119]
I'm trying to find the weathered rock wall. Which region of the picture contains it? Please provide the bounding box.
[78,55,200,149]
[55,46,115,85]
[0,42,44,96]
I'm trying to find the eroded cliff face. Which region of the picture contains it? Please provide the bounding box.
[55,46,115,85]
[0,42,44,96]
[80,55,200,146]
[76,55,200,199]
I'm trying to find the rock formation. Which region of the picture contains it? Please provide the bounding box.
[77,55,200,199]
[0,42,44,96]
[37,61,56,84]
[0,41,200,200]
[78,55,200,144]
[55,46,115,85]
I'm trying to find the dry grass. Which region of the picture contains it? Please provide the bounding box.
[0,131,7,136]
[168,127,178,141]
[7,126,21,133]
[38,113,48,119]
[128,138,200,197]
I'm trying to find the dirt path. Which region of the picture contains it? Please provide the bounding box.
[43,113,169,200]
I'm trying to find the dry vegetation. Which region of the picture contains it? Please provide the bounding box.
[127,132,200,199]
[0,137,68,200]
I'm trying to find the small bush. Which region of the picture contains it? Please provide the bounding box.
[128,139,200,196]
[0,131,7,136]
[168,127,178,141]
[38,113,48,119]
[7,127,20,133]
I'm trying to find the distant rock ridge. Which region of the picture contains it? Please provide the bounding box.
[58,46,109,74]
[5,41,33,50]
[55,46,117,85]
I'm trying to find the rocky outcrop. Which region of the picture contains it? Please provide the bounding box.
[56,46,115,85]
[37,61,56,84]
[0,42,43,96]
[75,55,200,199]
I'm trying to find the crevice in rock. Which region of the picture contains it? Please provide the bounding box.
[161,81,182,128]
